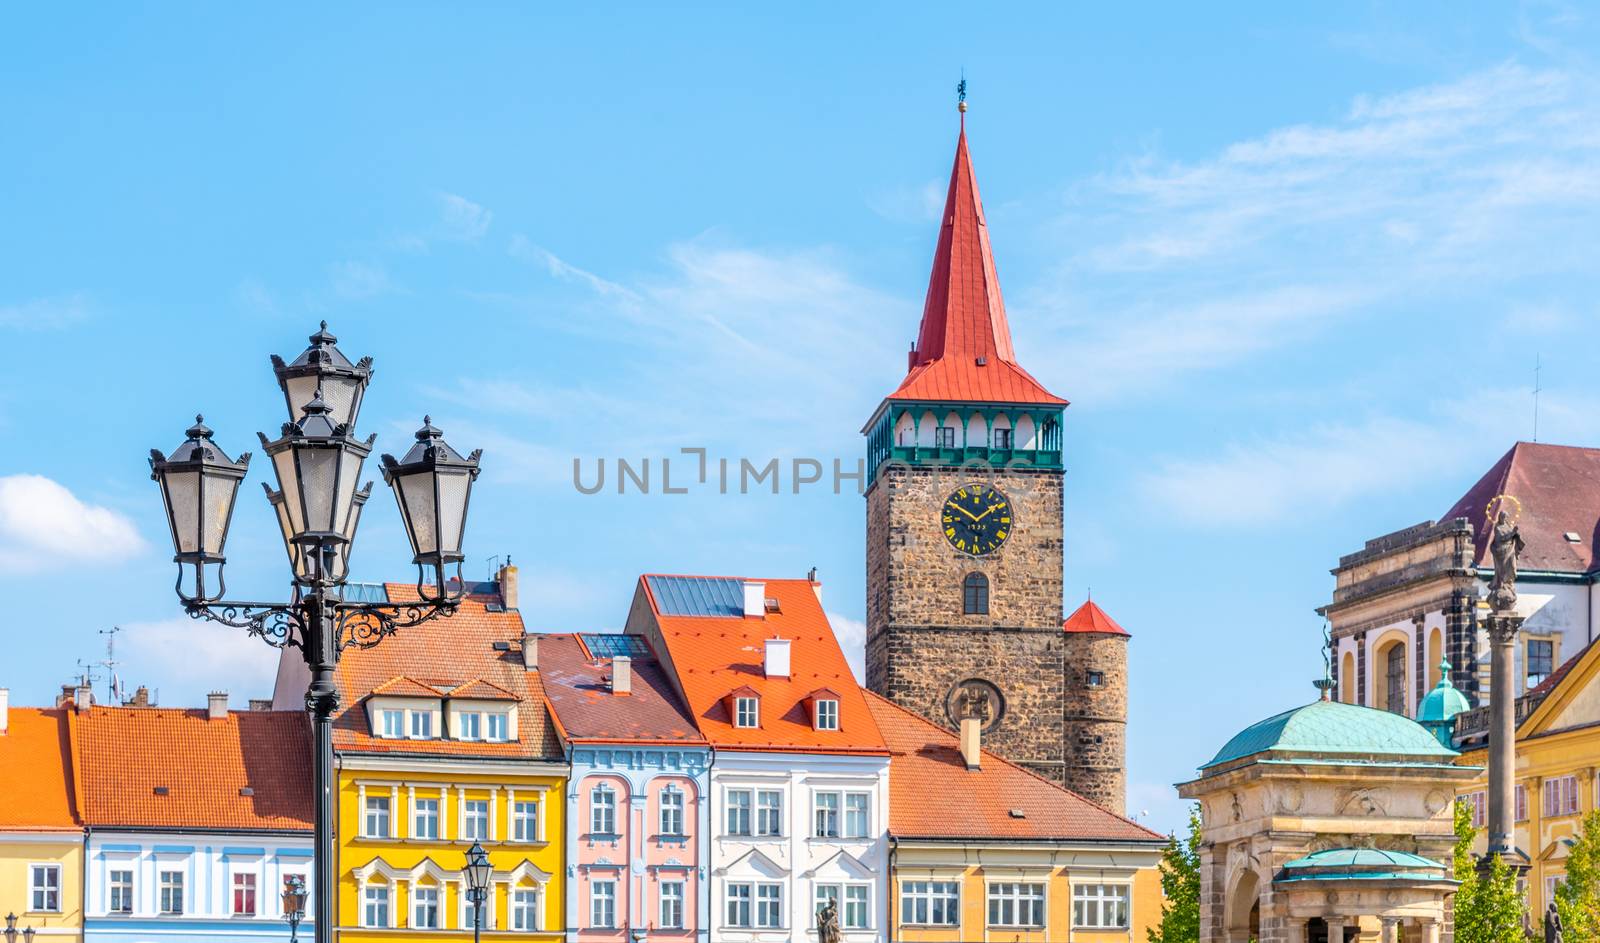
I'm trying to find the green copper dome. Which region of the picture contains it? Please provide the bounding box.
[1204,697,1458,770]
[1418,660,1470,723]
[1276,848,1452,884]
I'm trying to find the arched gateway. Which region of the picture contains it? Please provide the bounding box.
[1179,689,1478,943]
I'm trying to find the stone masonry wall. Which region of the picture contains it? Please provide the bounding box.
[1063,631,1128,814]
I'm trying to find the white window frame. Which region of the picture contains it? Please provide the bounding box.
[591,879,617,928]
[757,789,783,836]
[364,795,392,838]
[660,879,685,929]
[901,880,960,926]
[511,886,540,931]
[380,709,403,738]
[1545,775,1581,817]
[987,881,1045,928]
[660,786,685,836]
[735,696,760,728]
[726,882,753,927]
[591,784,617,835]
[108,868,134,914]
[726,788,753,836]
[458,711,482,741]
[1072,883,1130,929]
[410,710,434,739]
[159,869,185,915]
[844,792,870,838]
[816,698,840,730]
[512,799,539,842]
[30,863,62,912]
[756,882,783,928]
[814,791,841,838]
[232,871,260,917]
[413,797,440,840]
[487,711,509,742]
[412,884,440,929]
[363,883,390,928]
[816,882,872,930]
[462,799,490,841]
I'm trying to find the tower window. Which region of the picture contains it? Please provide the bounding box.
[962,573,989,615]
[1086,670,1104,688]
[934,426,956,448]
[993,427,1013,449]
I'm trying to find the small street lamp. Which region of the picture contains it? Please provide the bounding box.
[147,323,482,943]
[465,841,492,943]
[282,874,308,942]
[2,914,34,943]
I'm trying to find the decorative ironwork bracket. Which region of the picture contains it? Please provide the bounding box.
[186,601,303,651]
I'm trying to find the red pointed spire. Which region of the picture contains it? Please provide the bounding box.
[886,116,1065,406]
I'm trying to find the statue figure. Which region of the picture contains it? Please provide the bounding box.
[1488,509,1525,611]
[957,685,991,723]
[1546,901,1563,943]
[817,898,840,943]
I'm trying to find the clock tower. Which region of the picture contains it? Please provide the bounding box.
[863,106,1128,813]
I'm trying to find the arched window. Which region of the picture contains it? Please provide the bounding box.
[963,573,989,615]
[1385,643,1406,715]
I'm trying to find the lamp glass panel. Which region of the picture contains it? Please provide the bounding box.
[164,470,201,554]
[201,472,238,554]
[284,376,320,422]
[397,472,439,556]
[272,450,304,533]
[270,493,305,578]
[332,448,363,534]
[297,446,338,533]
[331,496,366,582]
[437,469,471,554]
[321,376,361,428]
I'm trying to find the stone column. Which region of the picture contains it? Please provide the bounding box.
[1485,612,1524,862]
[1282,917,1307,943]
[1324,917,1347,943]
[1380,917,1399,943]
[1420,917,1442,943]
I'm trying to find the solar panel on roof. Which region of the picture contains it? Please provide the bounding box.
[582,634,651,658]
[645,575,744,617]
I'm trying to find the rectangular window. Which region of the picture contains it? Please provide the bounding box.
[363,884,388,927]
[987,882,1045,928]
[735,697,760,728]
[381,709,403,738]
[756,883,783,928]
[592,880,616,928]
[591,786,616,835]
[365,795,391,837]
[159,870,184,915]
[413,886,439,928]
[1516,784,1528,823]
[816,884,868,930]
[458,712,481,740]
[661,880,685,929]
[844,793,869,838]
[463,799,490,840]
[414,797,440,839]
[1545,775,1581,817]
[1087,670,1105,688]
[233,873,258,917]
[726,883,752,927]
[815,792,840,838]
[816,699,839,730]
[1463,791,1487,829]
[993,427,1013,449]
[901,880,960,926]
[756,789,783,836]
[410,711,433,738]
[1074,884,1130,929]
[1529,639,1555,687]
[109,869,133,914]
[512,888,539,931]
[513,800,539,842]
[727,789,752,836]
[30,864,61,912]
[934,426,956,448]
[1548,875,1566,909]
[660,788,685,836]
[487,712,509,741]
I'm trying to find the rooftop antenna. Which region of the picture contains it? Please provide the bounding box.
[98,625,123,704]
[486,554,501,582]
[956,71,968,123]
[1533,353,1542,443]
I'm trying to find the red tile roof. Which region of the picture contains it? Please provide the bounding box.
[331,584,560,760]
[864,691,1160,843]
[642,577,889,755]
[1063,599,1131,636]
[75,706,311,832]
[884,124,1066,408]
[372,676,449,698]
[538,634,707,746]
[0,707,80,830]
[1443,442,1600,574]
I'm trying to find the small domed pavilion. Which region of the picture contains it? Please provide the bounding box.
[1179,688,1479,943]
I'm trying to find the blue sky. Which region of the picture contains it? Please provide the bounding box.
[5,3,1600,833]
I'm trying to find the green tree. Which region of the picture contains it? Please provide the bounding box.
[1149,804,1202,943]
[1555,809,1600,942]
[1453,800,1528,943]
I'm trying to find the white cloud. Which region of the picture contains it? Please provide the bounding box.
[0,293,89,330]
[507,235,639,300]
[439,192,493,241]
[329,260,394,299]
[0,475,146,570]
[827,611,866,683]
[117,617,280,706]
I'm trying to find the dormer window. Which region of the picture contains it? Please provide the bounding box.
[487,712,509,741]
[381,709,403,738]
[458,712,481,740]
[735,697,760,728]
[815,699,839,731]
[410,712,433,739]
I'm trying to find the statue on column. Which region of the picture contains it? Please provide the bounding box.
[1546,902,1563,943]
[817,898,840,943]
[1488,507,1525,613]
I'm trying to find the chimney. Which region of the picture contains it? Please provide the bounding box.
[521,633,539,671]
[248,698,273,712]
[960,718,982,770]
[808,567,822,603]
[764,638,791,679]
[743,580,766,618]
[128,686,151,708]
[56,685,74,709]
[207,691,229,720]
[0,688,8,735]
[75,684,92,713]
[498,559,519,610]
[612,656,632,696]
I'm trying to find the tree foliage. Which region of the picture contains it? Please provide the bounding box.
[1555,809,1600,942]
[1453,800,1529,943]
[1149,804,1202,943]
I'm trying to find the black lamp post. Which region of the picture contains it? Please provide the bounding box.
[147,323,481,943]
[282,874,308,942]
[2,914,33,943]
[465,841,492,943]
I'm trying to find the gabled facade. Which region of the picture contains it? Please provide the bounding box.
[0,698,84,942]
[276,570,567,941]
[538,633,711,943]
[627,574,891,943]
[74,696,313,943]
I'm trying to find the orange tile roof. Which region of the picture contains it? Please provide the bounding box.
[0,707,80,830]
[76,706,311,832]
[1063,599,1131,636]
[371,676,449,698]
[330,584,560,760]
[864,691,1160,843]
[643,576,888,755]
[539,634,707,745]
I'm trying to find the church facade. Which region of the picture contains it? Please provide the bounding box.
[861,108,1129,813]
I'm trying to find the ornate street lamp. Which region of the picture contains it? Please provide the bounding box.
[465,841,492,943]
[147,325,481,943]
[282,874,307,942]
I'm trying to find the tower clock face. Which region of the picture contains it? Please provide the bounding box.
[940,483,1013,555]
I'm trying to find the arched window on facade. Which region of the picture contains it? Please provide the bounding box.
[963,573,989,615]
[1340,651,1356,704]
[1385,643,1406,715]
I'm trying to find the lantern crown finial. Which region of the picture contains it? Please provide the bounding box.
[187,415,211,440]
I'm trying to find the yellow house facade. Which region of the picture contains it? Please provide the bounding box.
[0,704,84,941]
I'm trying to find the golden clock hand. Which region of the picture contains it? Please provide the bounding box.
[974,503,1002,521]
[951,503,982,522]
